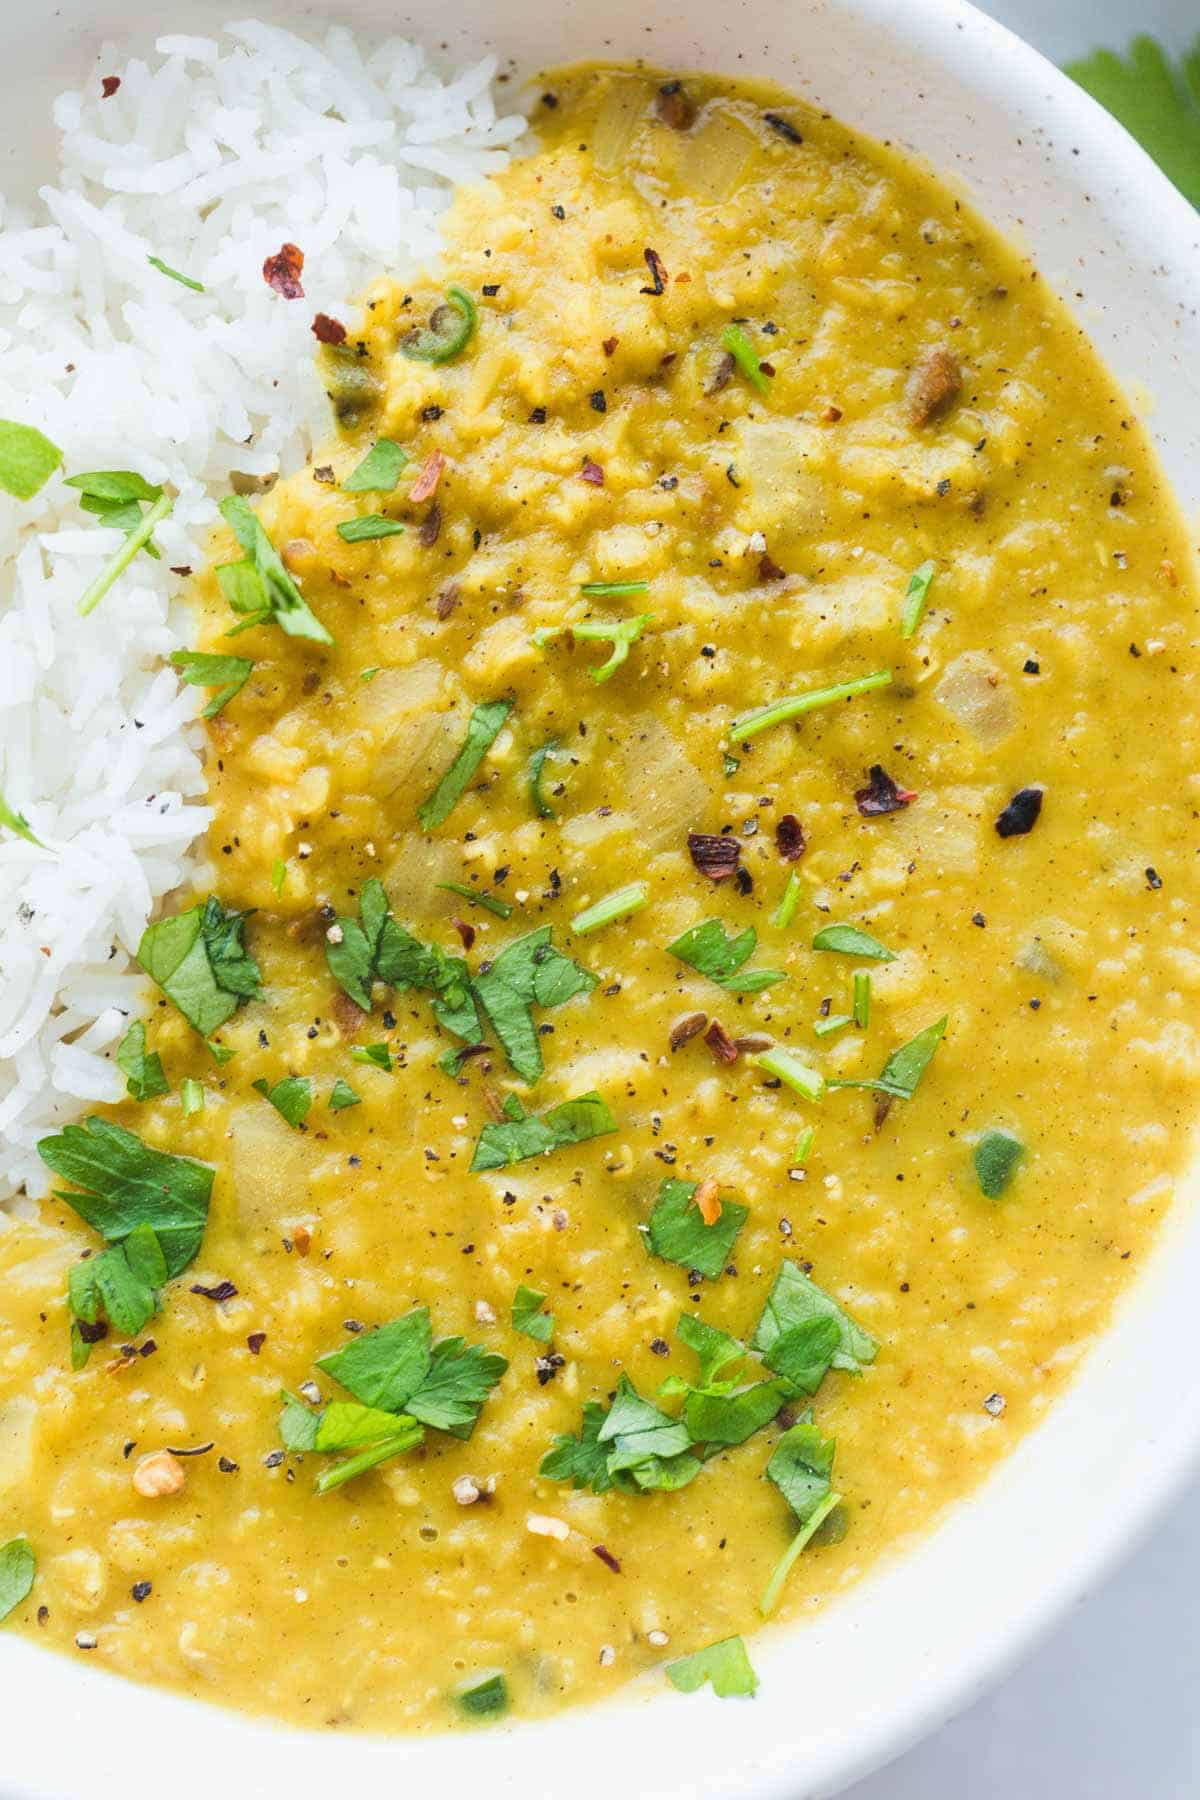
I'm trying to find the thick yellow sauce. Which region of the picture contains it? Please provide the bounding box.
[3,63,1199,1733]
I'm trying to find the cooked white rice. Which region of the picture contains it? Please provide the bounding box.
[0,19,526,1203]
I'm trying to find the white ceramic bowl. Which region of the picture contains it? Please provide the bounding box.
[5,3,1200,1796]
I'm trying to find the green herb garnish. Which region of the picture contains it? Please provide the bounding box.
[437,881,513,919]
[171,649,254,718]
[756,1045,825,1101]
[217,494,332,645]
[473,925,597,1083]
[147,254,204,292]
[342,440,408,492]
[350,1042,392,1071]
[771,868,803,930]
[511,1283,554,1343]
[418,699,512,830]
[317,1306,507,1439]
[77,487,172,617]
[667,918,786,994]
[900,558,936,638]
[828,1015,948,1101]
[528,738,560,819]
[399,284,478,364]
[180,1077,204,1117]
[751,1260,878,1379]
[116,1020,168,1102]
[470,1090,616,1172]
[0,421,61,500]
[730,670,892,743]
[760,1418,843,1615]
[252,1075,312,1129]
[664,1314,790,1448]
[580,579,649,596]
[571,881,648,935]
[1065,35,1200,208]
[811,922,896,962]
[454,1673,508,1720]
[324,878,479,1040]
[329,1078,361,1111]
[812,1014,851,1040]
[974,1128,1024,1198]
[138,896,261,1040]
[336,514,405,543]
[852,969,871,1028]
[0,791,42,846]
[533,615,652,683]
[666,1635,758,1698]
[792,1125,815,1166]
[721,322,771,396]
[0,1539,36,1624]
[644,1176,747,1280]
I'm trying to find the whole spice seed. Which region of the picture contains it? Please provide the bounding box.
[775,813,806,860]
[855,765,917,817]
[640,248,668,296]
[669,1011,708,1050]
[995,785,1044,838]
[763,111,803,143]
[311,313,346,345]
[418,502,442,547]
[592,1544,622,1573]
[706,351,735,396]
[687,831,741,881]
[907,347,962,426]
[132,1450,185,1498]
[703,1019,739,1065]
[262,242,305,299]
[655,80,695,131]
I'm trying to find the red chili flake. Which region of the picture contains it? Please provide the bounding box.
[655,81,695,131]
[262,242,305,299]
[100,76,121,98]
[452,917,476,951]
[246,1333,266,1355]
[409,450,446,503]
[592,1543,622,1574]
[602,336,619,356]
[995,785,1043,837]
[418,502,442,548]
[704,1019,739,1065]
[580,459,605,486]
[733,1033,773,1054]
[190,1280,237,1303]
[640,248,668,296]
[687,831,741,882]
[669,1011,708,1050]
[775,813,806,860]
[311,312,346,345]
[759,552,787,582]
[855,765,917,817]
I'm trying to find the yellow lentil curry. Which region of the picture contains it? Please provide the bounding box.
[2,62,1199,1733]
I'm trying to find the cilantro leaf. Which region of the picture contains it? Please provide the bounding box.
[528,739,559,819]
[170,649,254,719]
[511,1283,554,1343]
[751,1261,877,1377]
[138,896,261,1040]
[116,1020,168,1102]
[313,1400,418,1453]
[329,1077,361,1111]
[252,1075,312,1129]
[828,1015,948,1101]
[37,1116,212,1279]
[350,1042,392,1071]
[533,614,652,682]
[676,1312,744,1388]
[406,1337,508,1439]
[766,1418,836,1522]
[0,1539,36,1624]
[217,494,332,645]
[539,1400,623,1493]
[645,1177,747,1280]
[540,1384,700,1496]
[761,1316,842,1394]
[454,1673,508,1720]
[318,1310,433,1412]
[1066,35,1200,208]
[67,1223,166,1360]
[326,879,481,1041]
[974,1127,1024,1198]
[72,477,173,616]
[598,1374,693,1473]
[811,923,896,962]
[417,699,512,831]
[279,1390,322,1451]
[667,919,786,994]
[336,514,405,543]
[474,926,597,1083]
[0,790,42,846]
[0,420,61,500]
[437,881,513,919]
[470,1090,616,1172]
[342,440,409,492]
[666,1635,758,1699]
[682,1378,791,1448]
[278,1390,424,1492]
[147,254,204,291]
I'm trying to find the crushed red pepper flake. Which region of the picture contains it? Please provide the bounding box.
[758,552,787,581]
[703,1020,739,1065]
[687,831,741,882]
[419,502,442,548]
[190,1280,237,1303]
[602,335,619,356]
[262,242,305,299]
[855,765,917,817]
[592,1543,622,1573]
[669,1011,708,1050]
[775,812,806,860]
[410,449,446,503]
[580,458,605,486]
[311,312,346,345]
[100,75,121,98]
[693,1177,723,1224]
[452,917,476,951]
[246,1332,267,1355]
[655,80,695,131]
[640,247,668,296]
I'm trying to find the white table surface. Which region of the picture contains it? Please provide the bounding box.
[848,3,1200,1796]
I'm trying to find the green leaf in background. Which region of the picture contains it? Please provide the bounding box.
[1066,36,1200,208]
[0,1538,36,1624]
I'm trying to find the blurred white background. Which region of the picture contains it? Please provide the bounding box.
[847,3,1200,1795]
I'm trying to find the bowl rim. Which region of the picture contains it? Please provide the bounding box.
[4,2,1200,1796]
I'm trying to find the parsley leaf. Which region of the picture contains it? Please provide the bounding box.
[0,420,61,500]
[828,1015,948,1101]
[406,1337,509,1438]
[116,1020,169,1102]
[342,440,408,493]
[644,1177,747,1280]
[350,1042,392,1071]
[751,1261,878,1377]
[540,1400,626,1493]
[811,923,896,961]
[170,649,254,718]
[0,790,42,846]
[666,1635,758,1699]
[417,699,512,831]
[511,1283,554,1342]
[667,918,786,994]
[138,896,261,1040]
[474,925,597,1083]
[766,1418,836,1522]
[252,1075,312,1129]
[470,1091,616,1173]
[316,1306,507,1440]
[328,1077,361,1111]
[37,1116,212,1279]
[1066,35,1200,208]
[217,494,332,645]
[0,1539,36,1624]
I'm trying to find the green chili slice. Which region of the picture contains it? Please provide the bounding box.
[400,285,478,365]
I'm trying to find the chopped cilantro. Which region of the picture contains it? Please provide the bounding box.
[792,1125,816,1166]
[974,1128,1024,1198]
[580,579,649,597]
[644,1177,747,1280]
[454,1673,508,1719]
[180,1077,204,1117]
[812,1013,852,1040]
[116,1020,168,1101]
[751,1260,877,1378]
[666,918,786,994]
[68,1223,166,1357]
[533,614,652,682]
[0,1539,36,1624]
[666,1635,758,1698]
[0,790,42,846]
[828,1015,948,1101]
[511,1283,554,1342]
[771,868,803,930]
[350,1042,392,1071]
[470,1090,615,1172]
[316,1306,506,1440]
[1066,36,1200,208]
[170,649,254,718]
[252,1075,312,1129]
[722,321,771,396]
[325,878,479,1041]
[328,1077,361,1111]
[76,485,172,617]
[900,558,936,638]
[756,1047,825,1101]
[731,670,892,743]
[437,881,513,919]
[473,925,596,1083]
[336,513,405,542]
[598,1375,696,1485]
[571,880,647,935]
[342,439,409,493]
[540,1400,621,1492]
[852,969,871,1028]
[811,923,895,961]
[0,420,62,500]
[528,738,560,819]
[138,896,261,1040]
[217,494,332,645]
[147,254,204,291]
[418,699,512,831]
